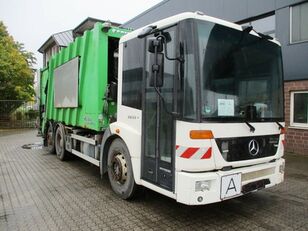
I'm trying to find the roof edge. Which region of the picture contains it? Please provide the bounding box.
[38,35,54,53]
[73,17,120,32]
[38,30,73,53]
[122,0,169,27]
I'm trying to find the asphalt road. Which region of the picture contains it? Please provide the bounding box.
[0,129,307,230]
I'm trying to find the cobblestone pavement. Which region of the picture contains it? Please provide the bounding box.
[0,129,307,231]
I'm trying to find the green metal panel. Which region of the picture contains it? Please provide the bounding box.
[42,23,130,132]
[40,67,49,107]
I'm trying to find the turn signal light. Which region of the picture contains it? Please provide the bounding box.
[280,127,286,134]
[190,130,214,139]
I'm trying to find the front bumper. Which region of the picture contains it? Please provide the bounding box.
[176,158,285,205]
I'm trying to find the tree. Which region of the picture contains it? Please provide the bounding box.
[0,21,36,100]
[0,21,36,115]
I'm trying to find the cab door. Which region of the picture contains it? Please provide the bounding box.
[141,27,176,191]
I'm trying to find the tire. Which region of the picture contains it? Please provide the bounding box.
[45,122,55,154]
[55,124,68,161]
[107,138,137,199]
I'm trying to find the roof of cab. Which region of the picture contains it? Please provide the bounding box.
[120,11,280,46]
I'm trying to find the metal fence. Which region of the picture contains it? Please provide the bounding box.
[0,100,39,129]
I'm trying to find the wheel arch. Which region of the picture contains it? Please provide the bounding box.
[100,128,122,176]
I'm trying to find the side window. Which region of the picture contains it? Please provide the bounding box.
[122,39,143,109]
[291,91,308,128]
[179,19,197,120]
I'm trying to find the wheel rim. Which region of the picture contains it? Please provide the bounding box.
[111,153,127,184]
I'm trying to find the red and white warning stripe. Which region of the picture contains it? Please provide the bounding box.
[176,145,212,159]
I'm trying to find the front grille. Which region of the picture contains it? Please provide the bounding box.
[215,135,279,162]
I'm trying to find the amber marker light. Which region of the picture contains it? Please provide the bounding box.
[115,128,120,134]
[190,130,214,139]
[280,127,286,134]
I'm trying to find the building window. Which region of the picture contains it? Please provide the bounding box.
[291,2,308,43]
[241,14,275,37]
[291,91,308,128]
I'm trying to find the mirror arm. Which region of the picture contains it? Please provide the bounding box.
[152,39,179,118]
[156,35,184,63]
[153,86,180,118]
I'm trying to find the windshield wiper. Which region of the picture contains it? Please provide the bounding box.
[276,121,284,130]
[245,121,255,133]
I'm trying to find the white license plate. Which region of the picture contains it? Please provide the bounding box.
[220,173,242,200]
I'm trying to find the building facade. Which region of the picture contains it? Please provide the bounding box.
[38,18,120,68]
[38,30,73,67]
[37,30,74,111]
[123,0,308,155]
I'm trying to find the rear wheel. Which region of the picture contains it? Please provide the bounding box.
[45,122,55,154]
[107,138,137,199]
[55,124,68,161]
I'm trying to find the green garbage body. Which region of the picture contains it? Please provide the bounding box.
[40,23,130,133]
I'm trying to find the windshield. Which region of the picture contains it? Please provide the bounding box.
[197,21,284,122]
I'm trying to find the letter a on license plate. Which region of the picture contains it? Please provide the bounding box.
[220,173,241,200]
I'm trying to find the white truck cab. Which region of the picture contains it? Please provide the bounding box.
[110,12,285,205]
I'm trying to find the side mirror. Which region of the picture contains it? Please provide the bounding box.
[161,31,172,43]
[149,53,164,87]
[148,38,163,53]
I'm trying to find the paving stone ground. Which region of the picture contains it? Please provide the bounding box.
[0,129,307,231]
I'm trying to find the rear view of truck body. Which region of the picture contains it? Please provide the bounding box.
[41,24,129,133]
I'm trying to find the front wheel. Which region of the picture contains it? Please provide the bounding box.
[107,138,137,199]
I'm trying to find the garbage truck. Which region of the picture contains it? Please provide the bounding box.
[40,12,285,205]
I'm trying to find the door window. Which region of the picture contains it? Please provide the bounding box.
[144,27,176,163]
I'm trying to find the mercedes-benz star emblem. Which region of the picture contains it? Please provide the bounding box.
[248,139,259,156]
